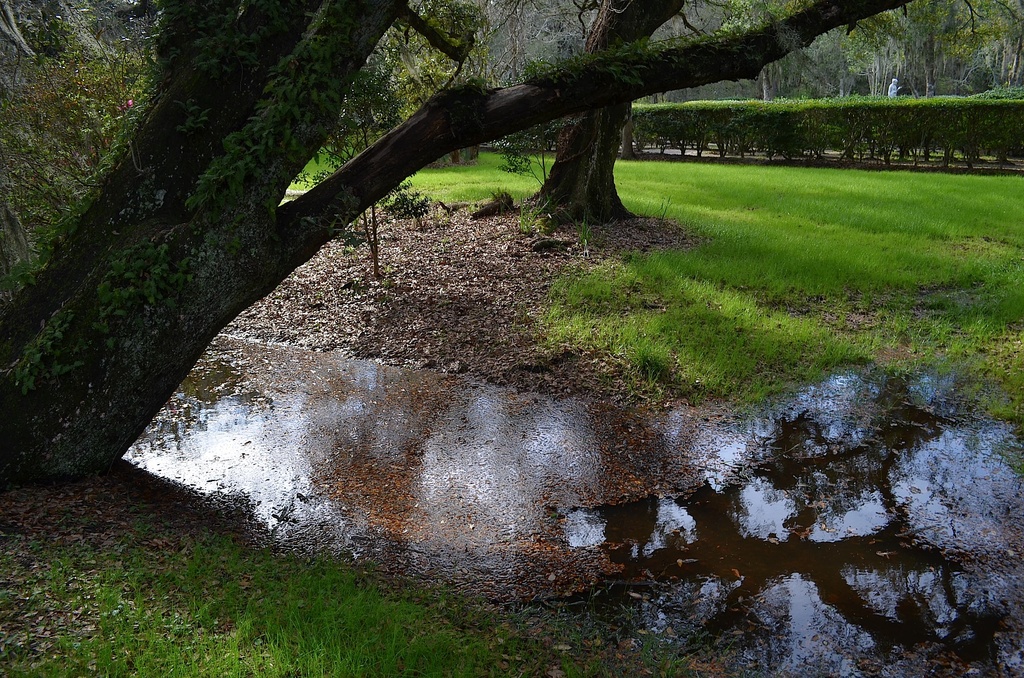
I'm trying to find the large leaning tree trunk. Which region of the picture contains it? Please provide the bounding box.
[0,0,915,485]
[536,0,685,224]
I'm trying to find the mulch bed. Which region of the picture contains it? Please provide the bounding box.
[227,206,699,402]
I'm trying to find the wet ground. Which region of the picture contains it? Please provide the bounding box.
[127,336,1024,676]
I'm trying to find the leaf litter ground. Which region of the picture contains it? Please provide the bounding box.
[227,208,699,402]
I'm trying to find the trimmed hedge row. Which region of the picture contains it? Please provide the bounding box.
[632,98,1024,165]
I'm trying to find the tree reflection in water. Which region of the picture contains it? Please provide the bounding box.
[565,374,1017,673]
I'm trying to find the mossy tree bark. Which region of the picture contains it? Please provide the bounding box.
[536,0,684,224]
[0,0,32,55]
[0,161,28,281]
[0,203,28,280]
[0,0,915,484]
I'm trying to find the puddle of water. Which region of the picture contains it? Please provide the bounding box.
[128,338,1024,675]
[128,337,694,588]
[567,373,1024,674]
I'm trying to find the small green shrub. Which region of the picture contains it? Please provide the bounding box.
[629,340,672,383]
[518,199,541,235]
[972,86,1024,100]
[576,219,592,257]
[494,120,563,184]
[384,181,431,226]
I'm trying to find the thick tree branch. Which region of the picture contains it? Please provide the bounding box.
[279,0,914,247]
[397,3,474,62]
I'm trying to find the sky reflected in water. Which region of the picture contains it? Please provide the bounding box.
[128,338,1024,675]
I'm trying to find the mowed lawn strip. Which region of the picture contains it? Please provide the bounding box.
[0,533,505,676]
[411,155,1024,415]
[1,507,687,677]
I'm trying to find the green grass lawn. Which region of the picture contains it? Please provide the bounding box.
[1,533,502,676]
[0,494,689,677]
[410,154,1024,418]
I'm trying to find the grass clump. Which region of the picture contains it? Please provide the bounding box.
[0,533,508,677]
[546,262,867,401]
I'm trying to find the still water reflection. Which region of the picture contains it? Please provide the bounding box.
[565,374,1024,674]
[128,338,1024,675]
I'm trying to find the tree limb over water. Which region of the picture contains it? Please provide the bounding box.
[0,0,914,484]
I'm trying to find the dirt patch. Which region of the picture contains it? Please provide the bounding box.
[228,208,699,402]
[0,461,259,548]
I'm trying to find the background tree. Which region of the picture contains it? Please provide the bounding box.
[985,0,1024,86]
[844,0,994,95]
[665,0,1020,100]
[0,0,917,485]
[535,0,686,224]
[482,0,590,84]
[0,0,150,238]
[390,0,485,163]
